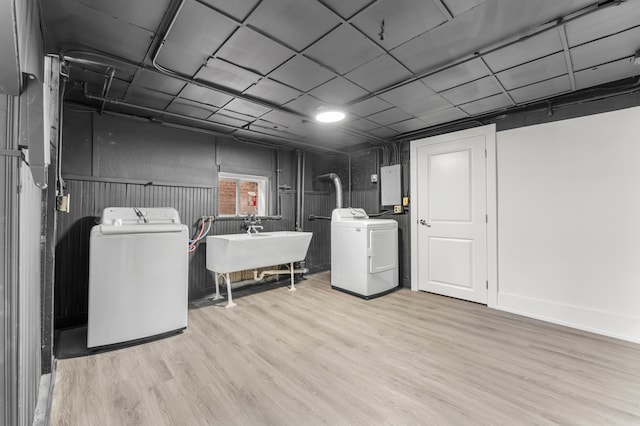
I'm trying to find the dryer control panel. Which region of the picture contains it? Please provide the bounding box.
[331,208,369,222]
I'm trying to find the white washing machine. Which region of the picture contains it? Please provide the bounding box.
[88,207,189,348]
[331,208,398,298]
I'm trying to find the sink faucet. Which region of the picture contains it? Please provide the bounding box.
[244,214,263,234]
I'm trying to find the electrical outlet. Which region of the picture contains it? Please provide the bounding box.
[393,205,403,214]
[371,174,378,183]
[56,194,70,213]
[402,196,409,206]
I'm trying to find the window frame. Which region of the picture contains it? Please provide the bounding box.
[218,171,270,217]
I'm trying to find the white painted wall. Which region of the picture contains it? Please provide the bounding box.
[496,106,640,343]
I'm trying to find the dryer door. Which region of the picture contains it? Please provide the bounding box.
[369,228,397,273]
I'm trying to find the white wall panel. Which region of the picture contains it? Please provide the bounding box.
[497,106,640,343]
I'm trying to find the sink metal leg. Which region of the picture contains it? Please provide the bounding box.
[288,262,296,291]
[209,273,223,301]
[224,272,236,308]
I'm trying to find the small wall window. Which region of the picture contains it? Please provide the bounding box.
[218,172,269,216]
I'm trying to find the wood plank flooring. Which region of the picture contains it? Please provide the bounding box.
[50,272,640,425]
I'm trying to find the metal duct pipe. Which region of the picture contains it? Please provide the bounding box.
[295,150,303,231]
[318,173,343,209]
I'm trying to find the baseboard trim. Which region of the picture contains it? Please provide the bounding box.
[32,359,56,426]
[497,292,640,344]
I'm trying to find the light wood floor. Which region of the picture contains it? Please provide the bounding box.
[50,272,640,425]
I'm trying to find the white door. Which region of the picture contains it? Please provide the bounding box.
[411,131,488,304]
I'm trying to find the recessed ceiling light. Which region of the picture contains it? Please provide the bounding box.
[315,110,345,123]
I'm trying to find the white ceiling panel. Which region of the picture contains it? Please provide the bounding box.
[367,107,413,125]
[444,0,486,17]
[247,0,339,51]
[161,1,237,67]
[153,44,207,77]
[69,0,171,32]
[318,0,374,19]
[565,1,640,47]
[349,117,381,131]
[222,98,271,118]
[344,54,412,92]
[179,85,233,108]
[389,118,429,133]
[217,109,256,122]
[497,52,568,91]
[199,0,261,21]
[440,76,501,105]
[282,95,325,117]
[134,70,186,96]
[209,113,252,128]
[508,74,571,104]
[166,99,216,119]
[305,24,383,74]
[259,110,306,129]
[195,59,261,92]
[351,0,447,50]
[378,81,438,115]
[574,57,638,91]
[244,79,301,106]
[419,107,468,125]
[570,26,640,71]
[124,86,174,110]
[421,59,488,92]
[308,77,369,106]
[270,56,335,92]
[483,30,563,73]
[458,92,511,115]
[216,28,294,75]
[347,97,393,117]
[368,127,399,138]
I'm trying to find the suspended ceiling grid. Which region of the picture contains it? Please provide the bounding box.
[41,0,640,151]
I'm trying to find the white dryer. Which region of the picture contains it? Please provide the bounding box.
[331,208,398,298]
[88,207,189,348]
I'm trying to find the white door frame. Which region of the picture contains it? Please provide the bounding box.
[410,124,498,308]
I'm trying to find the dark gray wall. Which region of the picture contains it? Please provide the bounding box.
[55,108,329,328]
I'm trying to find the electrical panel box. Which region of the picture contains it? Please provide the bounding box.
[380,164,401,206]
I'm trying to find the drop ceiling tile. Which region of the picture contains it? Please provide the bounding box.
[199,0,260,21]
[388,118,428,133]
[124,86,174,110]
[483,30,563,72]
[318,0,373,19]
[565,0,640,47]
[508,75,571,104]
[308,77,369,105]
[458,93,511,115]
[574,57,637,90]
[347,97,393,117]
[351,0,447,50]
[208,112,251,128]
[216,28,294,75]
[305,24,382,74]
[134,70,186,96]
[269,56,335,92]
[42,0,155,63]
[497,52,568,90]
[419,107,468,125]
[378,81,443,116]
[217,109,256,121]
[161,1,237,66]
[244,79,301,106]
[571,26,640,71]
[444,0,485,17]
[259,110,306,128]
[166,99,216,119]
[179,85,234,108]
[154,44,208,77]
[68,0,171,32]
[282,95,325,117]
[246,0,340,51]
[440,76,501,105]
[344,54,412,92]
[222,98,271,118]
[348,118,379,131]
[367,108,413,126]
[368,127,399,138]
[195,59,261,92]
[421,59,488,92]
[253,119,291,132]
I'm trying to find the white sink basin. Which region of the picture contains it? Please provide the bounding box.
[206,231,313,273]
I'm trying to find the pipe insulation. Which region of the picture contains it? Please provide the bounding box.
[318,173,343,209]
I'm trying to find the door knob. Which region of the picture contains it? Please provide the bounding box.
[419,219,431,227]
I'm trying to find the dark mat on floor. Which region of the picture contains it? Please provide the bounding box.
[56,326,89,359]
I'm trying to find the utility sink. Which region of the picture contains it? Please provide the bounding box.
[206,231,313,274]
